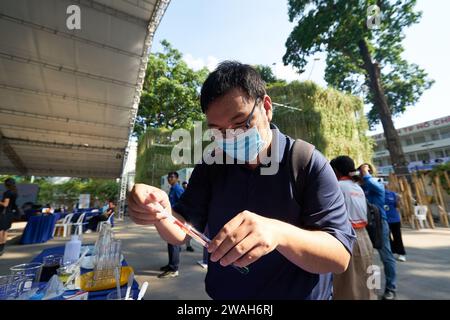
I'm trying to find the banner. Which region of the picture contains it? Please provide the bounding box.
[0,183,39,207]
[78,194,90,209]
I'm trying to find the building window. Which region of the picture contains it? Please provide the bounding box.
[405,138,413,146]
[441,129,450,140]
[435,150,444,158]
[409,154,417,162]
[414,136,426,144]
[417,152,430,162]
[446,149,450,157]
[431,133,440,141]
[376,143,387,152]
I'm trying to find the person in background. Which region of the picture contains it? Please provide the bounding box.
[197,225,209,270]
[358,163,397,300]
[102,201,109,214]
[85,199,115,233]
[384,187,407,262]
[330,156,376,300]
[181,181,195,252]
[0,178,18,256]
[42,203,54,214]
[159,172,184,278]
[22,202,37,220]
[185,240,195,252]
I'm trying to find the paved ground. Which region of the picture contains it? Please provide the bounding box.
[1,218,449,300]
[393,227,450,299]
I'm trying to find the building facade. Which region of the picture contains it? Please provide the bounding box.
[371,115,450,175]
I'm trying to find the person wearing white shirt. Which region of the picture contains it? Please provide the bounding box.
[330,156,376,300]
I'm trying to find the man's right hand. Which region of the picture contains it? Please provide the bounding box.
[128,184,171,225]
[359,164,370,177]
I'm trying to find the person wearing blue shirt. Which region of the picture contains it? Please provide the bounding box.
[359,164,397,300]
[128,62,355,299]
[385,188,407,262]
[158,171,185,278]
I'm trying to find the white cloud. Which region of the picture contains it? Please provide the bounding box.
[272,63,302,82]
[183,54,219,71]
[205,56,219,71]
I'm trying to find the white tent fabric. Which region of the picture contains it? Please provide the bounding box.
[0,0,169,178]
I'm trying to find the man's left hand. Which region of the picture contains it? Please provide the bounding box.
[207,211,280,268]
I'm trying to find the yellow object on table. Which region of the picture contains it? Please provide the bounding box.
[80,266,134,292]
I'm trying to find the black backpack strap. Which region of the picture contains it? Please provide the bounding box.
[288,139,315,207]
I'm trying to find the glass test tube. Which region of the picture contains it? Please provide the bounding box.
[162,212,249,275]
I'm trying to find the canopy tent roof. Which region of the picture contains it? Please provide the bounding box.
[0,0,169,178]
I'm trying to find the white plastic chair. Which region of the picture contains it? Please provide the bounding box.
[72,213,86,235]
[53,213,74,237]
[414,205,429,229]
[97,213,114,232]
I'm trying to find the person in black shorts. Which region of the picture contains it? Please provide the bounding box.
[0,178,18,256]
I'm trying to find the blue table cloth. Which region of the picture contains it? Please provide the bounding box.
[21,214,61,245]
[31,246,140,300]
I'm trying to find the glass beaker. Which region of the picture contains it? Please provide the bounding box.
[106,288,136,300]
[40,255,63,282]
[10,263,43,291]
[0,274,27,300]
[57,261,80,289]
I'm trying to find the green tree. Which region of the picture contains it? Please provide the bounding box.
[0,176,119,207]
[134,40,209,137]
[254,65,287,87]
[283,0,434,174]
[269,81,373,164]
[83,179,119,202]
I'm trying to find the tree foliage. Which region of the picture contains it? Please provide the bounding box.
[283,0,434,128]
[254,65,287,87]
[134,40,209,138]
[0,176,119,207]
[269,81,373,164]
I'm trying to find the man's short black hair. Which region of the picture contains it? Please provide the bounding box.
[182,181,188,185]
[168,171,179,178]
[330,156,357,177]
[200,61,267,113]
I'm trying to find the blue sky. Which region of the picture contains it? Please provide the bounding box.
[152,0,449,134]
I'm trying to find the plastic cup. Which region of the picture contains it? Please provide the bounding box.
[10,263,43,291]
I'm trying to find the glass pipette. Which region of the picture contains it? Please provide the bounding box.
[159,208,249,275]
